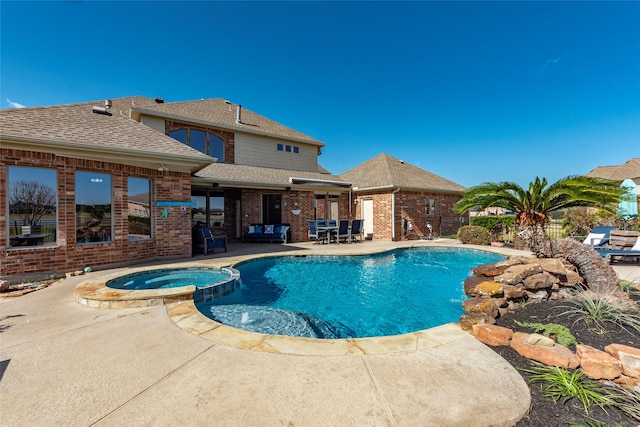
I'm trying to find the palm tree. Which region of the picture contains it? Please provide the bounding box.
[454,176,623,258]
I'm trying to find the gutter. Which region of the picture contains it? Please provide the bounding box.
[1,134,214,173]
[391,187,400,241]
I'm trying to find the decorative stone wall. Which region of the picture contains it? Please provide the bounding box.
[459,257,584,330]
[462,257,640,391]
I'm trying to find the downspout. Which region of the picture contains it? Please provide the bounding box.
[391,187,400,241]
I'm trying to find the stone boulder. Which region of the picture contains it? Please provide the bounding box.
[462,297,499,319]
[532,258,568,275]
[522,272,559,290]
[494,264,543,285]
[511,332,580,369]
[472,324,513,346]
[605,344,640,379]
[463,275,485,296]
[459,313,495,331]
[576,344,622,380]
[474,281,504,297]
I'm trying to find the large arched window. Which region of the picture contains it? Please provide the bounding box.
[168,128,224,161]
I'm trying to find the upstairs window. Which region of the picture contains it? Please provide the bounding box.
[168,128,224,161]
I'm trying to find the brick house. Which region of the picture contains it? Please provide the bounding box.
[1,96,350,277]
[339,153,468,241]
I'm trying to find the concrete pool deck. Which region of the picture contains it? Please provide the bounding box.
[1,239,636,426]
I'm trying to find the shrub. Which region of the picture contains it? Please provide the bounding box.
[515,321,577,347]
[457,225,490,245]
[471,215,515,230]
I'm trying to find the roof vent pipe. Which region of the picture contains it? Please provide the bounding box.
[236,104,242,124]
[104,99,112,109]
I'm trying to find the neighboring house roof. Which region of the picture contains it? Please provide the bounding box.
[0,97,213,173]
[340,153,465,193]
[193,162,350,191]
[586,158,640,181]
[130,98,325,147]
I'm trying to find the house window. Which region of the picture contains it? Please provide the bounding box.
[168,128,225,161]
[277,144,283,151]
[75,172,112,243]
[7,166,57,247]
[192,189,225,228]
[128,177,151,240]
[293,146,299,154]
[425,198,437,215]
[285,145,292,152]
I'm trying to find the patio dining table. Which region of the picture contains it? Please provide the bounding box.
[316,225,339,244]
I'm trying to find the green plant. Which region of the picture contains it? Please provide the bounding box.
[620,281,640,297]
[454,176,624,257]
[607,381,640,421]
[456,225,491,245]
[471,215,515,230]
[558,290,640,334]
[515,321,577,347]
[521,363,616,414]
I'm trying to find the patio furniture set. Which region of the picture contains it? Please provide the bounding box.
[308,219,364,244]
[581,226,640,264]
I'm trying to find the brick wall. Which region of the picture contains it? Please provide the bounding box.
[352,190,465,241]
[1,148,192,277]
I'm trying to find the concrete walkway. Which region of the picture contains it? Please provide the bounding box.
[2,239,611,426]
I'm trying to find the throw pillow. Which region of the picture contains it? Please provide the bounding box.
[255,225,263,234]
[264,224,275,234]
[582,233,605,246]
[248,225,255,234]
[632,237,640,251]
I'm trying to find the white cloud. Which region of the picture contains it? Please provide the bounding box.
[538,57,561,74]
[6,98,26,108]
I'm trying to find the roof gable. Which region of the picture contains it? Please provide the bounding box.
[131,98,324,147]
[340,153,465,193]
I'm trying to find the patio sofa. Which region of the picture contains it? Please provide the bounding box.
[244,223,290,243]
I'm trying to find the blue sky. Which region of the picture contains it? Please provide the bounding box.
[2,1,639,187]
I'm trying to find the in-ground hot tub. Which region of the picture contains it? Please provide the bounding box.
[106,266,241,303]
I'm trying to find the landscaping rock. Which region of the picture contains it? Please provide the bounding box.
[511,332,579,369]
[463,275,485,296]
[558,270,584,287]
[502,284,527,299]
[474,281,504,297]
[522,272,559,290]
[462,297,499,319]
[472,324,513,346]
[532,258,567,275]
[576,344,622,380]
[605,344,640,379]
[459,313,495,331]
[494,264,543,285]
[526,333,555,347]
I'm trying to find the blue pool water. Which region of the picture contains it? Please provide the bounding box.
[196,247,506,339]
[106,267,232,290]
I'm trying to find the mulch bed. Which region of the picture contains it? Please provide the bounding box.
[491,295,640,426]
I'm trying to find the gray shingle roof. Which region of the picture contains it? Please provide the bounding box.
[340,153,465,193]
[131,98,325,146]
[195,162,348,189]
[0,97,213,170]
[586,158,640,181]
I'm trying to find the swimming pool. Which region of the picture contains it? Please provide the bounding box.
[196,247,505,339]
